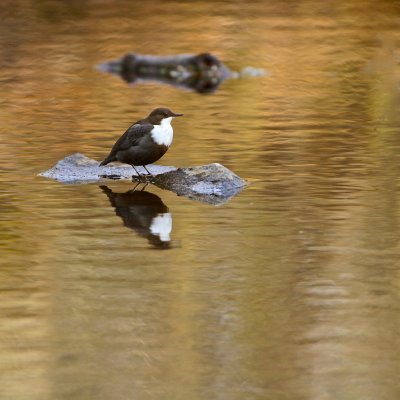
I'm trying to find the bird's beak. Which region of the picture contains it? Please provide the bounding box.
[171,112,184,117]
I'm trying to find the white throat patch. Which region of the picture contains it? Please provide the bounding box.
[151,117,174,147]
[150,213,172,242]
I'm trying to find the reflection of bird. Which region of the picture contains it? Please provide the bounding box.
[100,108,183,179]
[100,185,172,249]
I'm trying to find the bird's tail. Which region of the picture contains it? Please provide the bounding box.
[99,156,114,166]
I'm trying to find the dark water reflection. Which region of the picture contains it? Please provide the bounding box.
[100,185,172,249]
[98,52,230,93]
[1,0,400,399]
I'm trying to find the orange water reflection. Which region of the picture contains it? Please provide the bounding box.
[1,1,400,399]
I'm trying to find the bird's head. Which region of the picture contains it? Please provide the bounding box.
[147,107,183,125]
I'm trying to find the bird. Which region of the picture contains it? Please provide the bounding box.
[100,107,183,179]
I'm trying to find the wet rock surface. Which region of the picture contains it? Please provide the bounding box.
[152,164,246,204]
[39,153,247,204]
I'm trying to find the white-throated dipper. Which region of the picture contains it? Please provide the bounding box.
[100,107,183,179]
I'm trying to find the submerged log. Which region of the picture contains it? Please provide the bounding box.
[39,153,247,205]
[97,52,265,93]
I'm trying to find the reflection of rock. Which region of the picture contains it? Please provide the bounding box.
[97,52,261,93]
[98,52,230,93]
[100,185,172,249]
[39,153,247,205]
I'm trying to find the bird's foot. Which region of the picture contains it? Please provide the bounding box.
[132,173,155,184]
[146,174,156,184]
[141,166,156,183]
[132,174,147,183]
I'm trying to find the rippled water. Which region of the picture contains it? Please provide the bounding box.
[1,1,400,399]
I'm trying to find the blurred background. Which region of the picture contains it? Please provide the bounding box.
[1,1,400,399]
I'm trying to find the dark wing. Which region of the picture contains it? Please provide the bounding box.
[100,123,153,165]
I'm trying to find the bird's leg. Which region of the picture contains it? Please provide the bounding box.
[142,165,155,182]
[141,182,149,191]
[131,165,144,182]
[142,165,152,175]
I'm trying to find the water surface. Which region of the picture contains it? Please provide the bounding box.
[1,1,400,399]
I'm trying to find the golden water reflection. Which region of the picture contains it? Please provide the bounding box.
[1,0,400,399]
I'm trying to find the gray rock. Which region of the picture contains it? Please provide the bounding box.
[239,66,268,77]
[151,163,246,204]
[39,153,175,183]
[39,153,247,204]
